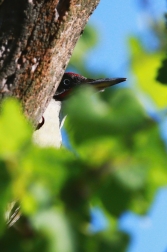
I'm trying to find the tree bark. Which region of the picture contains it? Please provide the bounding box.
[0,0,100,126]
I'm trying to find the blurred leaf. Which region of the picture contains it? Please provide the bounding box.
[64,86,167,216]
[98,177,132,217]
[64,86,147,147]
[71,25,98,60]
[76,230,129,252]
[69,25,100,77]
[96,231,129,252]
[15,147,76,214]
[129,38,167,108]
[0,160,11,234]
[156,56,167,84]
[31,209,74,252]
[0,98,32,234]
[0,98,32,157]
[0,220,48,252]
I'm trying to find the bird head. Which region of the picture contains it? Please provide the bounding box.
[53,72,126,101]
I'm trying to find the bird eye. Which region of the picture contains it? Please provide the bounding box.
[63,79,70,86]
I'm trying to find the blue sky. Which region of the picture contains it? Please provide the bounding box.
[119,189,167,252]
[88,0,165,76]
[86,1,167,252]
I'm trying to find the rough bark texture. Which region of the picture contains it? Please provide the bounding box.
[0,0,100,125]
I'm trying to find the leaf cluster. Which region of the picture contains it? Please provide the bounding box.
[0,84,166,251]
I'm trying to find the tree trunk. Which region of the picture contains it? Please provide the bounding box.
[0,0,100,126]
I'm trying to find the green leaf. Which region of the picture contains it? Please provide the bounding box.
[129,37,167,108]
[64,86,167,216]
[15,147,75,214]
[31,209,74,252]
[156,56,167,84]
[64,86,148,147]
[0,98,32,157]
[0,160,11,234]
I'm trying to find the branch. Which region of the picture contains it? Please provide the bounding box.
[0,0,100,125]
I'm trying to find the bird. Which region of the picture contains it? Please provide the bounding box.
[33,72,126,148]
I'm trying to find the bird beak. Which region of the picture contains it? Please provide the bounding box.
[86,77,126,90]
[54,75,127,101]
